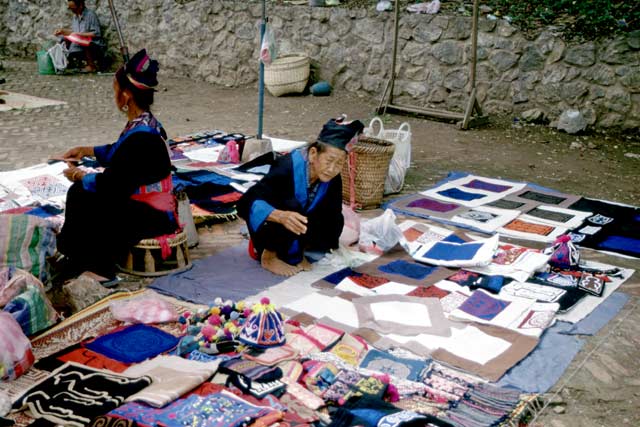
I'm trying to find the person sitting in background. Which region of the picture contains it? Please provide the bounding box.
[56,49,177,280]
[238,117,364,276]
[54,0,106,72]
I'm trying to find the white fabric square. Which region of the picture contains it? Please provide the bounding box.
[371,301,432,327]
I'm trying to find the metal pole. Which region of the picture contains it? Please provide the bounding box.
[107,0,129,62]
[257,0,266,139]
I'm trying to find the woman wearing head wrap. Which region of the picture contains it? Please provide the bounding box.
[56,49,177,279]
[238,117,364,276]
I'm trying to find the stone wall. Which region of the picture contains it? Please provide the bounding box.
[2,0,639,129]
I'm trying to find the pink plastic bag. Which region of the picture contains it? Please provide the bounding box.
[0,312,34,381]
[339,204,360,247]
[110,295,178,324]
[218,140,240,164]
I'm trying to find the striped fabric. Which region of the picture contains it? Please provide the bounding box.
[0,214,57,281]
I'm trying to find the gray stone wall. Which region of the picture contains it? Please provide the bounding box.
[2,0,639,129]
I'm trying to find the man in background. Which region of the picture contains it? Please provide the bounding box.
[54,0,106,72]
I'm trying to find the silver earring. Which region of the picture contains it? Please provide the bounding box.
[122,104,129,112]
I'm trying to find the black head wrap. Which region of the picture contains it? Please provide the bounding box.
[317,117,365,151]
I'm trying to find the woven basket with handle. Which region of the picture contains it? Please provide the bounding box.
[341,136,395,210]
[264,55,310,97]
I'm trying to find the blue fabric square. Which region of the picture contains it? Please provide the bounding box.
[423,241,484,262]
[443,234,466,244]
[598,235,640,256]
[378,260,435,280]
[85,324,179,363]
[359,348,428,382]
[323,268,362,285]
[437,187,486,202]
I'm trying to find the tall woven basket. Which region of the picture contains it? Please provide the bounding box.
[341,136,395,209]
[264,55,310,97]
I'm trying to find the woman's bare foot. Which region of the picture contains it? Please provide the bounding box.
[261,249,302,277]
[298,257,313,271]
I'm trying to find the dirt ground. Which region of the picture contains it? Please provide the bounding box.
[1,60,639,426]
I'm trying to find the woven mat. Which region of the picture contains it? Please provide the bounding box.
[2,290,204,426]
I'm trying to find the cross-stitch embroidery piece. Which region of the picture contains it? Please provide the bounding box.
[521,205,591,229]
[498,218,567,243]
[517,309,556,331]
[456,290,511,321]
[579,225,601,235]
[439,291,471,314]
[18,175,69,201]
[14,362,152,427]
[500,281,566,303]
[407,285,450,299]
[468,244,550,283]
[349,273,389,289]
[84,324,179,363]
[450,206,521,233]
[504,219,554,236]
[462,179,513,193]
[587,213,614,225]
[459,210,497,223]
[359,348,427,382]
[577,274,605,297]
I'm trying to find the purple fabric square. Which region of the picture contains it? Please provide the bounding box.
[407,198,460,212]
[437,188,487,202]
[463,179,512,193]
[458,291,510,321]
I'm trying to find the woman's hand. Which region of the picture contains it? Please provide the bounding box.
[61,146,93,162]
[63,166,86,183]
[270,210,308,235]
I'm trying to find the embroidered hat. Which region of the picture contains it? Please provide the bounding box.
[317,116,365,151]
[123,49,159,90]
[239,297,286,348]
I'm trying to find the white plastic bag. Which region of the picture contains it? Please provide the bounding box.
[260,24,278,65]
[364,118,412,194]
[47,42,68,72]
[358,209,403,255]
[339,204,360,247]
[110,295,178,324]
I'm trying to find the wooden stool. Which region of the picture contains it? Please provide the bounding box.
[118,231,192,277]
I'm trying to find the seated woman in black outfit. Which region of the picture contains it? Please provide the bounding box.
[57,49,177,279]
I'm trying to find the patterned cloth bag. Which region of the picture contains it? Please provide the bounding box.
[547,234,580,269]
[0,312,35,381]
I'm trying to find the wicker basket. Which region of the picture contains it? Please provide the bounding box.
[341,136,395,210]
[264,55,310,97]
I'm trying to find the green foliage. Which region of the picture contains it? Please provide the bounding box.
[487,0,639,39]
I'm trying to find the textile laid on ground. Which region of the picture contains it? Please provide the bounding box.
[568,198,640,258]
[149,244,283,304]
[84,324,179,364]
[0,214,57,282]
[123,356,220,407]
[13,362,152,427]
